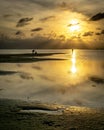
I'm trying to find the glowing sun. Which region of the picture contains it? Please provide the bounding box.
[68,19,80,32]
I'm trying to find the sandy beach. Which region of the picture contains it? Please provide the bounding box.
[0,98,104,130]
[0,0,104,129]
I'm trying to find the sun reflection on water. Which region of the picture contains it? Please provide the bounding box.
[71,50,77,74]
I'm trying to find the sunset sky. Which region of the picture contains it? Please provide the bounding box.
[0,0,104,49]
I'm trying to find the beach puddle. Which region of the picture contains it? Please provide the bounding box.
[19,109,62,115]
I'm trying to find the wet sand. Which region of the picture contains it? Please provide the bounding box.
[0,53,66,63]
[0,99,104,130]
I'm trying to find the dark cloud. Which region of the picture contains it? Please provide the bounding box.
[95,32,101,35]
[15,31,25,38]
[40,16,55,22]
[95,30,104,35]
[83,31,93,36]
[90,12,104,21]
[16,17,33,27]
[0,34,104,49]
[31,27,43,32]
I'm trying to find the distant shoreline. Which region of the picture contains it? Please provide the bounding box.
[0,48,104,50]
[0,52,66,63]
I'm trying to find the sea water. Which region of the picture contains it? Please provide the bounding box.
[0,49,104,108]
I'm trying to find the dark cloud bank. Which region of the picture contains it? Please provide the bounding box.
[90,12,104,21]
[0,35,104,49]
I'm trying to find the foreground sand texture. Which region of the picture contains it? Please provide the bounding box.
[0,99,104,130]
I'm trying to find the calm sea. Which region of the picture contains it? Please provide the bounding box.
[0,49,104,108]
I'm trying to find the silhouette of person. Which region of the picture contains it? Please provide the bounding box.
[72,49,73,54]
[35,51,37,55]
[32,49,37,55]
[32,49,35,54]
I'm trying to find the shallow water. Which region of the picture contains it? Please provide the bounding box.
[0,49,104,108]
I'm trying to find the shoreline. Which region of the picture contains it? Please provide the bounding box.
[0,52,66,63]
[0,98,104,130]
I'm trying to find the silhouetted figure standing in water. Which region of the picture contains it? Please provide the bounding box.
[32,49,37,55]
[32,49,35,54]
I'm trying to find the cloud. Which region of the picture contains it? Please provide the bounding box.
[31,27,43,32]
[0,34,104,49]
[90,12,104,21]
[3,13,21,18]
[29,0,56,9]
[95,30,104,35]
[58,2,70,10]
[40,16,55,22]
[15,31,25,38]
[16,17,33,27]
[96,28,101,30]
[83,31,94,36]
[95,32,101,35]
[68,23,79,27]
[57,1,104,17]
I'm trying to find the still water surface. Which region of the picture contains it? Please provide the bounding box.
[0,49,104,108]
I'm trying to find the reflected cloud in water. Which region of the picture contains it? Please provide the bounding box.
[89,76,104,84]
[39,75,55,82]
[0,50,104,107]
[32,65,42,71]
[0,70,17,76]
[19,72,34,80]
